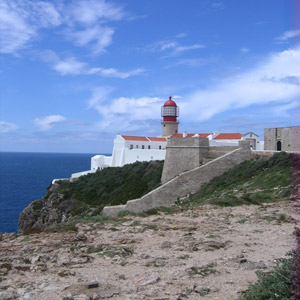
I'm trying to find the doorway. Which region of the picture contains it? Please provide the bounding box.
[276,141,281,151]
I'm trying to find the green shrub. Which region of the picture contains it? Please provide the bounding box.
[239,253,294,300]
[57,160,163,211]
[46,222,78,232]
[189,152,294,207]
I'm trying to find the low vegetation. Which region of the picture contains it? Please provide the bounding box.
[56,160,163,212]
[239,252,295,300]
[188,152,296,207]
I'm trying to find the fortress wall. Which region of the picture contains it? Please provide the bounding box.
[208,146,239,159]
[251,150,300,159]
[103,141,251,216]
[264,126,300,151]
[161,137,209,183]
[161,138,239,184]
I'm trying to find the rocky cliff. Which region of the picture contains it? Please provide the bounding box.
[18,160,164,233]
[18,185,65,233]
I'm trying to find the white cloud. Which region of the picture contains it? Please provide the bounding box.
[50,56,145,78]
[144,40,205,56]
[52,57,87,75]
[175,33,187,39]
[164,57,218,69]
[34,115,66,130]
[182,48,300,121]
[88,91,164,132]
[0,121,18,133]
[90,67,145,78]
[276,29,300,41]
[273,101,299,117]
[66,0,123,25]
[241,48,250,53]
[87,48,300,133]
[0,0,124,54]
[62,0,124,53]
[67,25,114,54]
[87,86,114,108]
[0,0,61,54]
[172,44,205,55]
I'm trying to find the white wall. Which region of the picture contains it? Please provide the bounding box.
[242,133,263,150]
[91,155,112,171]
[209,140,240,146]
[122,148,166,164]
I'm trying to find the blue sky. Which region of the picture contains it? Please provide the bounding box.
[0,0,299,153]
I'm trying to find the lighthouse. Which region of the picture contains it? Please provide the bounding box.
[161,96,179,137]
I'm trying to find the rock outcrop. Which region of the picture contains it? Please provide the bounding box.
[18,185,65,233]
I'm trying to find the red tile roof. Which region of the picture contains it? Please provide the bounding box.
[214,133,242,140]
[121,135,167,142]
[121,135,149,141]
[148,137,167,142]
[171,133,211,138]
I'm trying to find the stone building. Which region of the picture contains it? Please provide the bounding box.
[264,126,300,151]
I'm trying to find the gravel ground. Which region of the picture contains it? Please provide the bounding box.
[0,201,297,300]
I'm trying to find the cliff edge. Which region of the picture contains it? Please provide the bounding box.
[18,185,65,233]
[18,160,164,233]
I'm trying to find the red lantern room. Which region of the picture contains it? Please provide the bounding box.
[161,96,179,137]
[161,96,179,122]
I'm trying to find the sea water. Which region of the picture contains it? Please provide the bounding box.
[0,152,101,233]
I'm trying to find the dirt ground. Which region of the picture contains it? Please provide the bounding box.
[0,201,297,300]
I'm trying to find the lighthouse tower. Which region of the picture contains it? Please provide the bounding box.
[161,96,179,137]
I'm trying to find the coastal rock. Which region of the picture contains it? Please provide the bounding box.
[18,185,65,233]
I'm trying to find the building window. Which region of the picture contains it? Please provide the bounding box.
[159,145,162,150]
[130,144,133,150]
[148,145,151,149]
[142,145,145,149]
[136,145,138,149]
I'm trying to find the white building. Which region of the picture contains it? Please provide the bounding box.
[68,97,263,180]
[172,132,264,150]
[71,135,167,179]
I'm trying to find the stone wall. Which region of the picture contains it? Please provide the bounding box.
[161,137,239,184]
[161,137,209,183]
[251,149,300,159]
[264,126,300,151]
[103,141,251,217]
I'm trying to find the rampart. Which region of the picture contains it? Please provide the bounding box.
[161,137,239,183]
[103,140,251,216]
[251,150,300,159]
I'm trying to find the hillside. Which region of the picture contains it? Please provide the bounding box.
[18,160,164,233]
[187,151,296,207]
[18,152,297,234]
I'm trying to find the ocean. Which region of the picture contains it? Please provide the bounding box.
[0,152,101,233]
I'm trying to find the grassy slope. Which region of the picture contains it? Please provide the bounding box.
[56,160,164,213]
[189,152,296,207]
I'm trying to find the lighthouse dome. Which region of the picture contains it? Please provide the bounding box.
[161,96,179,120]
[163,96,177,107]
